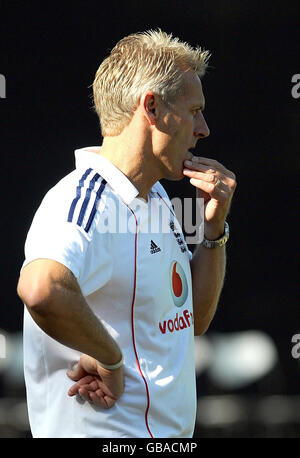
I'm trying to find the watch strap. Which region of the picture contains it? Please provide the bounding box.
[201,221,230,249]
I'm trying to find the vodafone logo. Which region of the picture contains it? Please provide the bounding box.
[159,309,194,335]
[169,260,188,307]
[158,261,191,335]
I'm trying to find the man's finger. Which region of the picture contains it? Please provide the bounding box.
[89,391,114,409]
[184,160,215,173]
[183,168,223,184]
[103,395,117,409]
[184,160,228,180]
[78,387,90,401]
[184,160,236,191]
[189,157,236,179]
[68,383,80,396]
[68,376,95,396]
[189,177,228,198]
[85,380,100,391]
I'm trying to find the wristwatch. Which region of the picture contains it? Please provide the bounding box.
[201,221,230,249]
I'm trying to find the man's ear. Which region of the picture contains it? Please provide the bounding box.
[141,91,159,125]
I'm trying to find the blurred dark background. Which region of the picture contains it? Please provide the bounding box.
[0,0,299,438]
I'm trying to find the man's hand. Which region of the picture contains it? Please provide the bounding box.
[67,354,124,409]
[183,156,237,239]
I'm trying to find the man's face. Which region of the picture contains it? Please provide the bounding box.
[153,71,209,180]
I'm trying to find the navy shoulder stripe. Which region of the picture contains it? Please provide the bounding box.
[67,168,107,233]
[67,168,93,223]
[77,172,101,227]
[84,179,107,233]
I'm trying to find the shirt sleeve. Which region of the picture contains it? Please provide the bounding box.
[23,217,89,280]
[22,183,112,295]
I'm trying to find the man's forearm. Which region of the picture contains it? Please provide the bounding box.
[18,260,122,366]
[28,286,122,365]
[190,243,226,335]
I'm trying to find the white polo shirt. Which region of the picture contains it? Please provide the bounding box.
[22,146,196,438]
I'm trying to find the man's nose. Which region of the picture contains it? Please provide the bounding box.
[194,112,210,138]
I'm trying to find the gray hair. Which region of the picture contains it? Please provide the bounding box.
[93,29,210,136]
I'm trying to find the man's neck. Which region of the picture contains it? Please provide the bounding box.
[98,133,161,201]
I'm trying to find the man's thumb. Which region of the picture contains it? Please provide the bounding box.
[67,362,86,381]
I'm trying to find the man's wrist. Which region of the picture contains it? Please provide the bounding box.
[98,353,124,370]
[95,342,124,370]
[204,221,226,241]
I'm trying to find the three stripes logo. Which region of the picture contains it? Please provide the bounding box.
[67,168,107,233]
[150,240,161,254]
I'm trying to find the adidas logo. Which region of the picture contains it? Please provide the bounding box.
[150,240,161,254]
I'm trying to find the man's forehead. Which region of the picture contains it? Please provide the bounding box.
[182,71,205,106]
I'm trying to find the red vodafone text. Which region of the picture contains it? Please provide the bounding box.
[159,309,194,335]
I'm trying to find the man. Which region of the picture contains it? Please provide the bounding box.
[17,29,236,438]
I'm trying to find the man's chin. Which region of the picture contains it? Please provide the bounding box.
[165,169,185,181]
